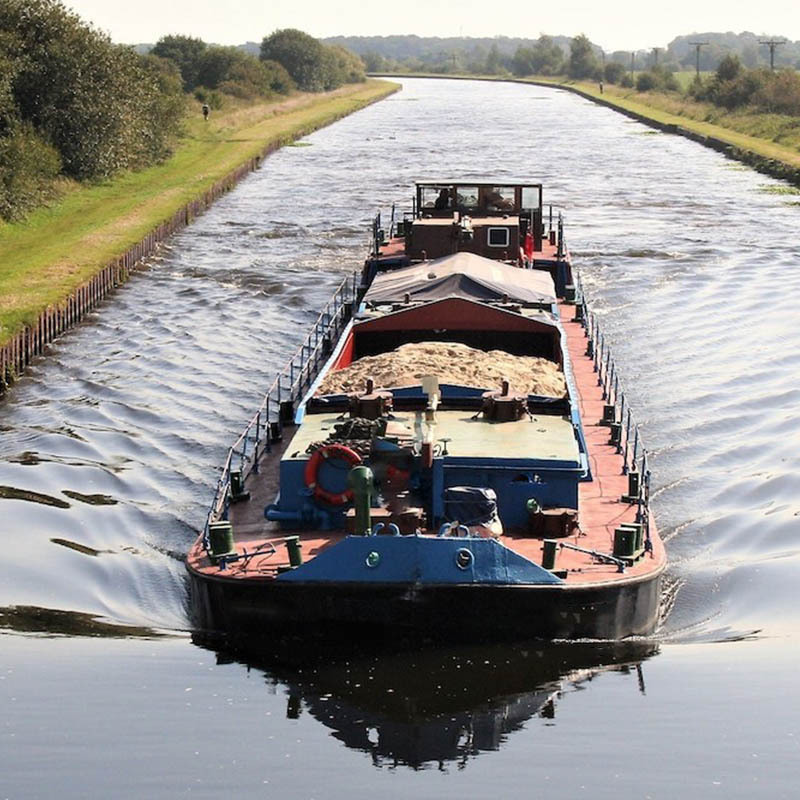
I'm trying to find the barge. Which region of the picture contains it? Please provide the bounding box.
[187,181,665,641]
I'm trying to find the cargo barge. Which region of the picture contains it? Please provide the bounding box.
[186,181,665,641]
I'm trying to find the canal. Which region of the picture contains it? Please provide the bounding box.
[1,78,798,798]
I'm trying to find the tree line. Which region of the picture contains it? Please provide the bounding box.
[332,32,800,75]
[347,30,800,117]
[150,28,364,109]
[0,1,366,222]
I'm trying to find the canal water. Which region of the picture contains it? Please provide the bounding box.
[2,78,798,798]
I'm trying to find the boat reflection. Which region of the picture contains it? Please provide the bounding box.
[195,635,659,770]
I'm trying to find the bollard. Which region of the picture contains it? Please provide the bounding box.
[209,521,236,563]
[229,470,250,503]
[622,471,641,503]
[285,535,303,567]
[348,465,374,535]
[542,539,558,570]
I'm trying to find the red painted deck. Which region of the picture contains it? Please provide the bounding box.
[186,299,665,588]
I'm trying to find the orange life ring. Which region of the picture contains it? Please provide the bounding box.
[304,443,362,505]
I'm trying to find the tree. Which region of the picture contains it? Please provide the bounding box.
[260,29,328,91]
[716,53,742,82]
[485,44,503,75]
[151,35,207,90]
[0,0,183,185]
[568,34,599,79]
[531,35,564,75]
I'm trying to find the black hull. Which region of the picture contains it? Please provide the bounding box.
[188,569,664,642]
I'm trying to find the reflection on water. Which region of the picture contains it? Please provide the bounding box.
[196,636,657,771]
[0,605,166,638]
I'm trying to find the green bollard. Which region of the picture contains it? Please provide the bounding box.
[209,521,235,563]
[285,535,303,567]
[613,527,637,558]
[622,471,641,503]
[348,465,374,535]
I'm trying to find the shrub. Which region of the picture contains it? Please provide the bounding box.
[636,72,656,91]
[604,61,626,84]
[0,122,61,220]
[752,69,800,115]
[193,87,224,109]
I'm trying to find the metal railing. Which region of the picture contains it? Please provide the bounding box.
[573,271,653,549]
[201,271,361,549]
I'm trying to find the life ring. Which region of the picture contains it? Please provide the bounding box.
[304,443,362,505]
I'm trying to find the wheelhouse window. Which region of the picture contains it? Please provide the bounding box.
[455,186,480,208]
[487,227,511,247]
[521,186,542,210]
[421,185,452,210]
[485,186,515,212]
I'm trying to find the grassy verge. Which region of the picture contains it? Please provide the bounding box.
[531,77,800,164]
[0,79,398,346]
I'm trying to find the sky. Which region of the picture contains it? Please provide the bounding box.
[63,0,800,52]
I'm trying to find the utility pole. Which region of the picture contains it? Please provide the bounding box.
[630,51,635,84]
[689,41,709,78]
[759,39,786,70]
[652,47,660,67]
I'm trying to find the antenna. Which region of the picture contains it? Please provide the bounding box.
[689,41,709,78]
[759,39,786,70]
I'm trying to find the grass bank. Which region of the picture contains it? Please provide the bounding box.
[373,72,800,177]
[0,79,398,347]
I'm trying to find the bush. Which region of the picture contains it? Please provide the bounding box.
[604,61,626,84]
[193,87,224,109]
[0,122,61,220]
[752,69,800,115]
[635,66,679,93]
[620,73,634,88]
[636,72,655,91]
[260,60,295,94]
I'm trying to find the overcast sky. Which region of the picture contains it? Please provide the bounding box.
[64,0,799,52]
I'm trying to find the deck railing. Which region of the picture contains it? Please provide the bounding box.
[573,271,654,548]
[201,271,360,549]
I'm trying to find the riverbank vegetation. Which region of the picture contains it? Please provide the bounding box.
[0,1,387,345]
[0,0,367,224]
[0,79,396,345]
